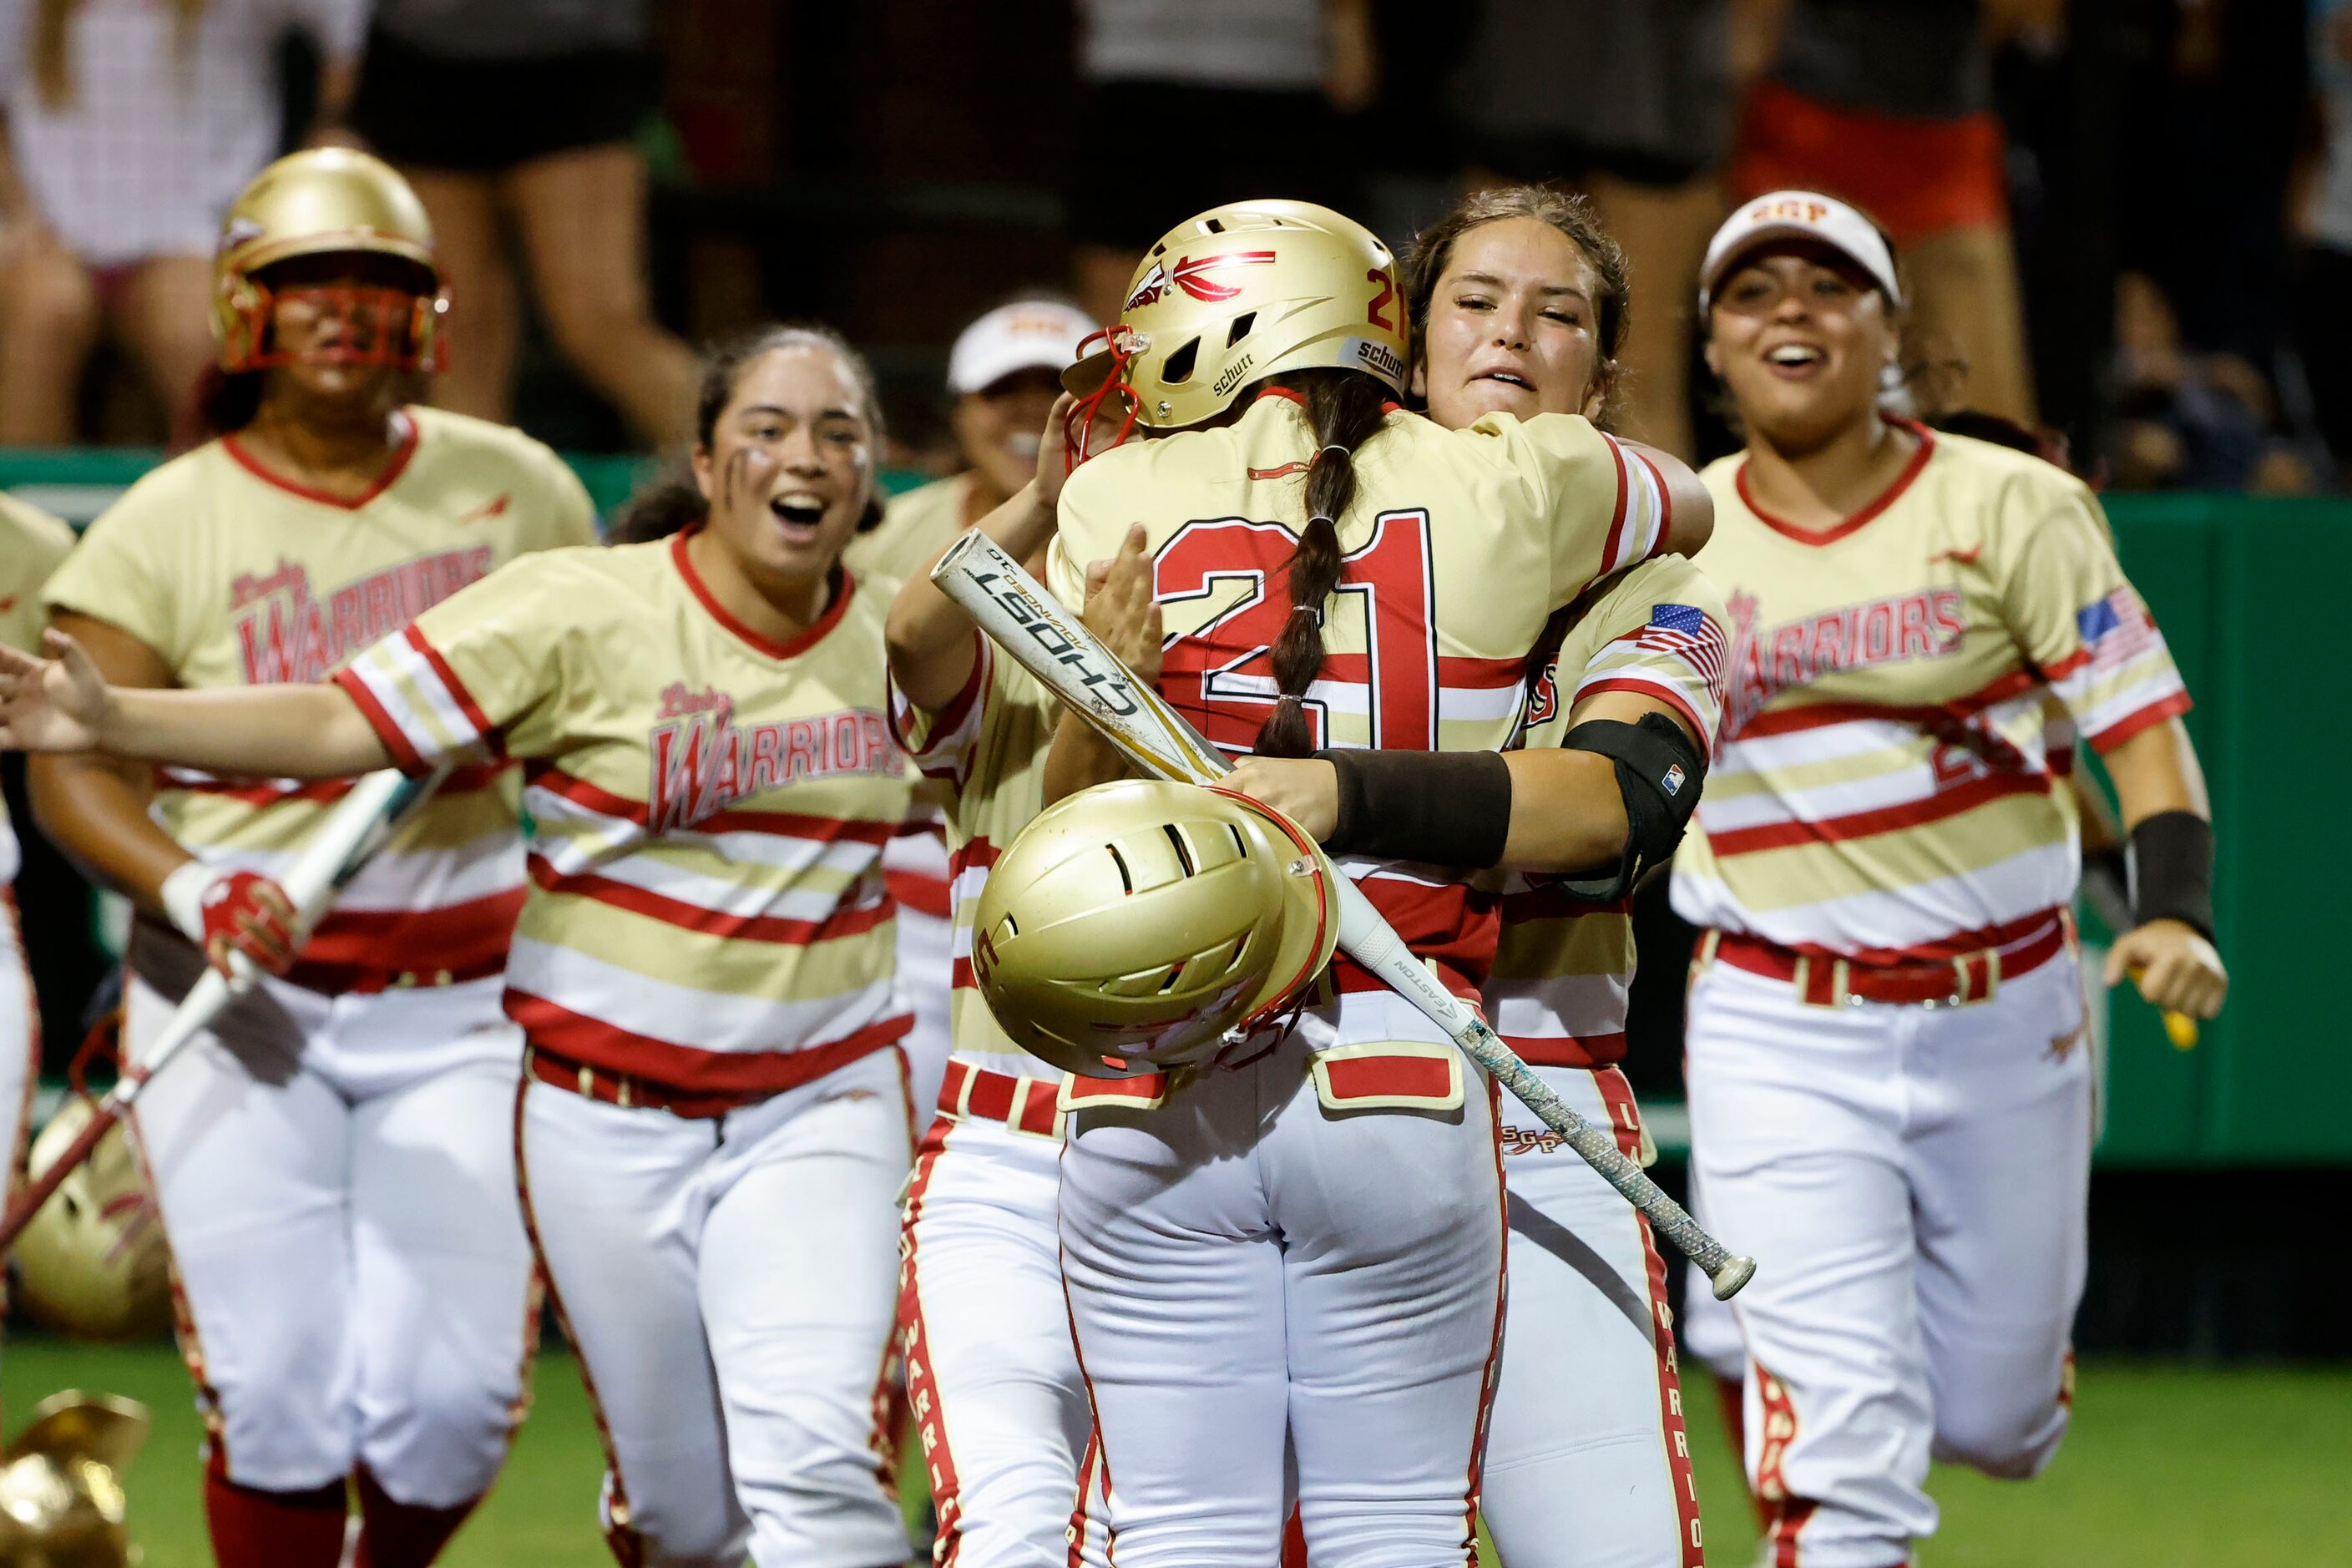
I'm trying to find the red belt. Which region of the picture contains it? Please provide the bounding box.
[1701,913,2070,1009]
[938,1058,1064,1139]
[526,1047,771,1120]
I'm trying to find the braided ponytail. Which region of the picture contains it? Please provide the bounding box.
[1252,371,1394,757]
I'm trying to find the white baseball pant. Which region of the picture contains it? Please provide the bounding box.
[1684,952,2092,1568]
[899,1066,1096,1567]
[1058,998,1506,1568]
[519,1043,913,1568]
[124,935,536,1508]
[893,904,955,1136]
[0,885,41,1326]
[1481,1065,1704,1568]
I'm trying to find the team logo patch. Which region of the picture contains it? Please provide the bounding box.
[1125,251,1277,311]
[1662,763,1686,797]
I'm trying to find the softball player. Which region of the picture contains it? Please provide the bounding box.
[852,298,1095,1126]
[0,493,73,1328]
[6,326,918,1568]
[1675,192,2226,1568]
[30,149,593,1568]
[1400,185,1725,1568]
[1041,198,1714,1565]
[883,379,1145,1565]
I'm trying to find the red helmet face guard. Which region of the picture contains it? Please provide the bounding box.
[1062,326,1144,472]
[229,283,448,375]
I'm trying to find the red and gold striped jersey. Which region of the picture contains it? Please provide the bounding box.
[889,632,1062,1083]
[336,532,913,1094]
[1672,422,2189,959]
[1485,556,1730,1068]
[1050,387,1674,1026]
[43,407,596,991]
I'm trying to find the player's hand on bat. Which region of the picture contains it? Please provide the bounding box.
[1082,524,1165,685]
[200,872,299,977]
[2104,918,2228,1020]
[0,629,114,752]
[1222,756,1340,842]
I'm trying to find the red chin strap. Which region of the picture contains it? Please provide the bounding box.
[230,284,446,374]
[1063,326,1144,472]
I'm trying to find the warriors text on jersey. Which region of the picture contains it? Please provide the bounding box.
[889,633,1064,1087]
[1050,387,1672,1009]
[335,533,913,1093]
[1672,421,2190,960]
[42,407,596,990]
[1487,555,1730,1070]
[0,494,73,884]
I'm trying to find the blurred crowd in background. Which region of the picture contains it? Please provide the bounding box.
[3,0,2349,493]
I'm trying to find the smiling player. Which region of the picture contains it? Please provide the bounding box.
[1675,191,2225,1568]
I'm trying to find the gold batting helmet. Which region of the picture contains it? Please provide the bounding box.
[14,1100,172,1343]
[0,1393,150,1568]
[212,147,447,373]
[972,780,1339,1080]
[1063,199,1408,458]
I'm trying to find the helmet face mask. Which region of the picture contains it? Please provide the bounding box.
[213,148,447,377]
[1060,198,1409,467]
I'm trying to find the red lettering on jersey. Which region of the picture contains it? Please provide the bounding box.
[1155,509,1437,754]
[648,696,898,833]
[1723,587,1966,738]
[232,545,493,685]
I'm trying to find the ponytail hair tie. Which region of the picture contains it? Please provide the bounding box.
[1307,513,1337,529]
[1314,443,1351,466]
[1288,604,1324,628]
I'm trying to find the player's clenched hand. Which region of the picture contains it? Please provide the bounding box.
[1222,756,1340,842]
[0,629,114,753]
[1082,524,1165,685]
[2104,918,2228,1020]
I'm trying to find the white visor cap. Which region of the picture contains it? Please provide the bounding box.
[1699,191,1902,311]
[948,300,1098,396]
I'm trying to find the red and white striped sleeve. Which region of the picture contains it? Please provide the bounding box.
[2006,492,2190,753]
[886,631,995,790]
[331,558,561,772]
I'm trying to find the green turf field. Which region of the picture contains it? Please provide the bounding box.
[7,1335,2347,1565]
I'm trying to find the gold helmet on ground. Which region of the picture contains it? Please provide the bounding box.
[212,147,446,373]
[973,780,1339,1080]
[1063,199,1408,456]
[0,1393,150,1568]
[14,1098,172,1343]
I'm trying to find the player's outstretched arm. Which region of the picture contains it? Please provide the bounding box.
[1621,438,1715,558]
[887,393,1076,713]
[2098,715,2228,1019]
[0,628,392,778]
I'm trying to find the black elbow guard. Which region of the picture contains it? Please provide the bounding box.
[1555,713,1707,902]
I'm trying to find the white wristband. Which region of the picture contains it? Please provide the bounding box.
[159,860,215,945]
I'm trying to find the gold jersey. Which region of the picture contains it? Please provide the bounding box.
[42,407,596,991]
[889,632,1063,1083]
[336,533,913,1094]
[1051,387,1674,1017]
[1672,422,2190,959]
[1487,555,1730,1069]
[0,493,74,885]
